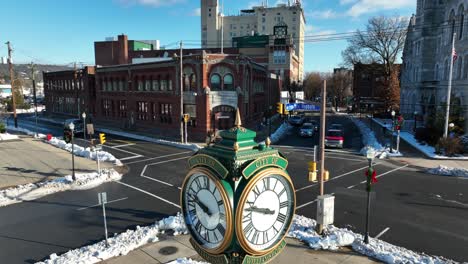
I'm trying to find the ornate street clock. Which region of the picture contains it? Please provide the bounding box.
[181,109,295,263]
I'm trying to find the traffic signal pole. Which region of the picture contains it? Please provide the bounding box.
[316,79,327,235]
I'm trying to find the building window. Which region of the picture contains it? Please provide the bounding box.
[161,78,167,91]
[119,79,124,91]
[168,78,173,91]
[152,103,158,120]
[262,26,265,32]
[184,74,190,91]
[137,101,149,120]
[210,74,221,90]
[160,103,172,123]
[223,74,234,90]
[145,79,151,91]
[113,80,118,91]
[434,64,439,80]
[118,100,127,117]
[102,99,111,117]
[273,50,286,64]
[262,17,266,23]
[153,78,159,91]
[184,104,197,127]
[460,14,464,40]
[190,74,197,91]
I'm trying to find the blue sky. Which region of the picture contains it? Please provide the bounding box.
[1,0,415,72]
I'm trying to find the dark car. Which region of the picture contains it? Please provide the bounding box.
[64,119,84,134]
[289,115,304,126]
[325,129,344,148]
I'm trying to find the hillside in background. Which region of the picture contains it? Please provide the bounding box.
[0,64,72,83]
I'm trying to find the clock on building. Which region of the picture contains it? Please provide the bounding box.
[236,168,295,255]
[274,22,288,38]
[181,167,233,255]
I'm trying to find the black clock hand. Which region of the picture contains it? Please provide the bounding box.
[245,206,275,215]
[194,195,212,216]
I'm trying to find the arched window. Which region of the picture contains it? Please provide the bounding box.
[223,74,234,90]
[190,74,197,91]
[434,64,439,80]
[449,10,456,39]
[183,74,190,91]
[210,74,221,90]
[464,55,468,79]
[457,57,463,80]
[458,5,464,40]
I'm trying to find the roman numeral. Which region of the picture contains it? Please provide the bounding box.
[263,231,269,244]
[277,213,286,223]
[195,221,203,234]
[213,229,219,241]
[273,225,280,235]
[219,212,226,221]
[216,224,226,236]
[279,201,288,208]
[262,178,270,191]
[243,211,252,223]
[189,208,196,216]
[244,222,254,238]
[253,185,261,198]
[217,200,224,206]
[195,178,202,189]
[252,231,260,244]
[277,188,286,197]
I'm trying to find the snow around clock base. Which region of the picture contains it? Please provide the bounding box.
[189,237,287,264]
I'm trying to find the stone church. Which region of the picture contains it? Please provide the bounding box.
[400,0,467,133]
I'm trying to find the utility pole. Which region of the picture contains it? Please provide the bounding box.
[30,62,38,135]
[221,0,224,53]
[316,79,327,234]
[6,41,18,128]
[444,33,456,138]
[180,41,184,143]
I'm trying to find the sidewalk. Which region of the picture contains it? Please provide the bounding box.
[102,235,380,264]
[0,135,113,189]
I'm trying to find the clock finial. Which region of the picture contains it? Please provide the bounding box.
[235,108,242,127]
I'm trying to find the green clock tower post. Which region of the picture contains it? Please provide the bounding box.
[181,109,296,264]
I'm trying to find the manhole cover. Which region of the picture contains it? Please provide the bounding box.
[159,246,178,255]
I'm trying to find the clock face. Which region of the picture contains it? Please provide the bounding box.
[236,169,295,255]
[181,168,233,254]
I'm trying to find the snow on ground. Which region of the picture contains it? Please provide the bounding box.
[350,117,402,159]
[6,126,122,166]
[288,214,456,264]
[0,133,19,141]
[268,121,292,144]
[37,213,188,264]
[167,258,209,264]
[427,165,468,178]
[13,106,45,114]
[0,169,121,207]
[97,128,202,152]
[372,118,468,160]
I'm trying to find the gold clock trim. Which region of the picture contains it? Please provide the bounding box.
[180,167,234,255]
[235,168,296,256]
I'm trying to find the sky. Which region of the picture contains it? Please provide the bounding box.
[1,0,416,72]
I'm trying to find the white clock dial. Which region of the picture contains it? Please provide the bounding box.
[181,169,232,253]
[237,170,295,254]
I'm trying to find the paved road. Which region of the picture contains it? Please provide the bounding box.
[1,113,467,263]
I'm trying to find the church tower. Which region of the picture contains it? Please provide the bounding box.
[201,0,220,48]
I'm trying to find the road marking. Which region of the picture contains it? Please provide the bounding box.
[76,197,128,211]
[115,181,181,208]
[296,193,335,210]
[295,164,380,193]
[346,164,409,189]
[111,143,136,148]
[139,156,190,189]
[125,151,192,165]
[375,227,390,239]
[120,155,144,161]
[305,154,366,163]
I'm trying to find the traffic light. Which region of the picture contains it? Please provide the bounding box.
[276,103,284,114]
[64,130,72,143]
[308,161,317,182]
[99,133,106,145]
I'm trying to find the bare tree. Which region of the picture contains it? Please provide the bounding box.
[303,72,332,100]
[348,16,408,76]
[341,44,378,68]
[330,70,353,109]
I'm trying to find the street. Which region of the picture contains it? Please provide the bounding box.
[1,114,467,263]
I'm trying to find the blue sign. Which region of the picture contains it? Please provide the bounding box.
[285,103,320,111]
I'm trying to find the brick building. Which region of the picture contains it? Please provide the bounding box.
[94,53,280,140]
[43,66,96,118]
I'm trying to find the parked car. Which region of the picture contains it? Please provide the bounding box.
[309,120,319,131]
[325,129,344,148]
[289,115,304,126]
[329,123,344,131]
[299,123,314,137]
[64,118,84,134]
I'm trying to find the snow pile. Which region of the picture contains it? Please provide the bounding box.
[288,215,454,264]
[350,117,402,159]
[269,122,292,144]
[47,137,122,166]
[167,258,209,264]
[399,132,468,160]
[427,165,468,178]
[0,169,122,207]
[0,133,19,141]
[7,125,47,139]
[37,213,188,264]
[97,128,201,152]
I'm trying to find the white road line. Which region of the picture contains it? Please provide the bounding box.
[115,181,181,208]
[295,164,380,193]
[125,151,192,165]
[296,193,335,210]
[76,197,128,211]
[346,164,409,189]
[119,155,144,161]
[305,154,366,162]
[139,156,190,189]
[375,227,390,239]
[105,145,141,156]
[112,143,136,148]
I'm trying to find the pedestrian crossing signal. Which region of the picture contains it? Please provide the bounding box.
[99,133,106,145]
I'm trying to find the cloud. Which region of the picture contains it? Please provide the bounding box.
[307,9,340,19]
[305,25,337,37]
[116,0,185,7]
[345,0,415,17]
[191,7,201,16]
[340,0,357,5]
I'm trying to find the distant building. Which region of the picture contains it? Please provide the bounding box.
[201,0,305,81]
[353,63,400,113]
[400,0,467,132]
[0,84,12,98]
[43,67,96,117]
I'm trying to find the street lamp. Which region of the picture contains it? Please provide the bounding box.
[390,110,396,151]
[364,146,376,244]
[449,123,455,137]
[413,111,418,133]
[69,122,76,181]
[82,112,87,140]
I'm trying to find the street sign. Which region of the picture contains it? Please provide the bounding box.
[98,192,107,205]
[87,124,94,135]
[286,103,320,112]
